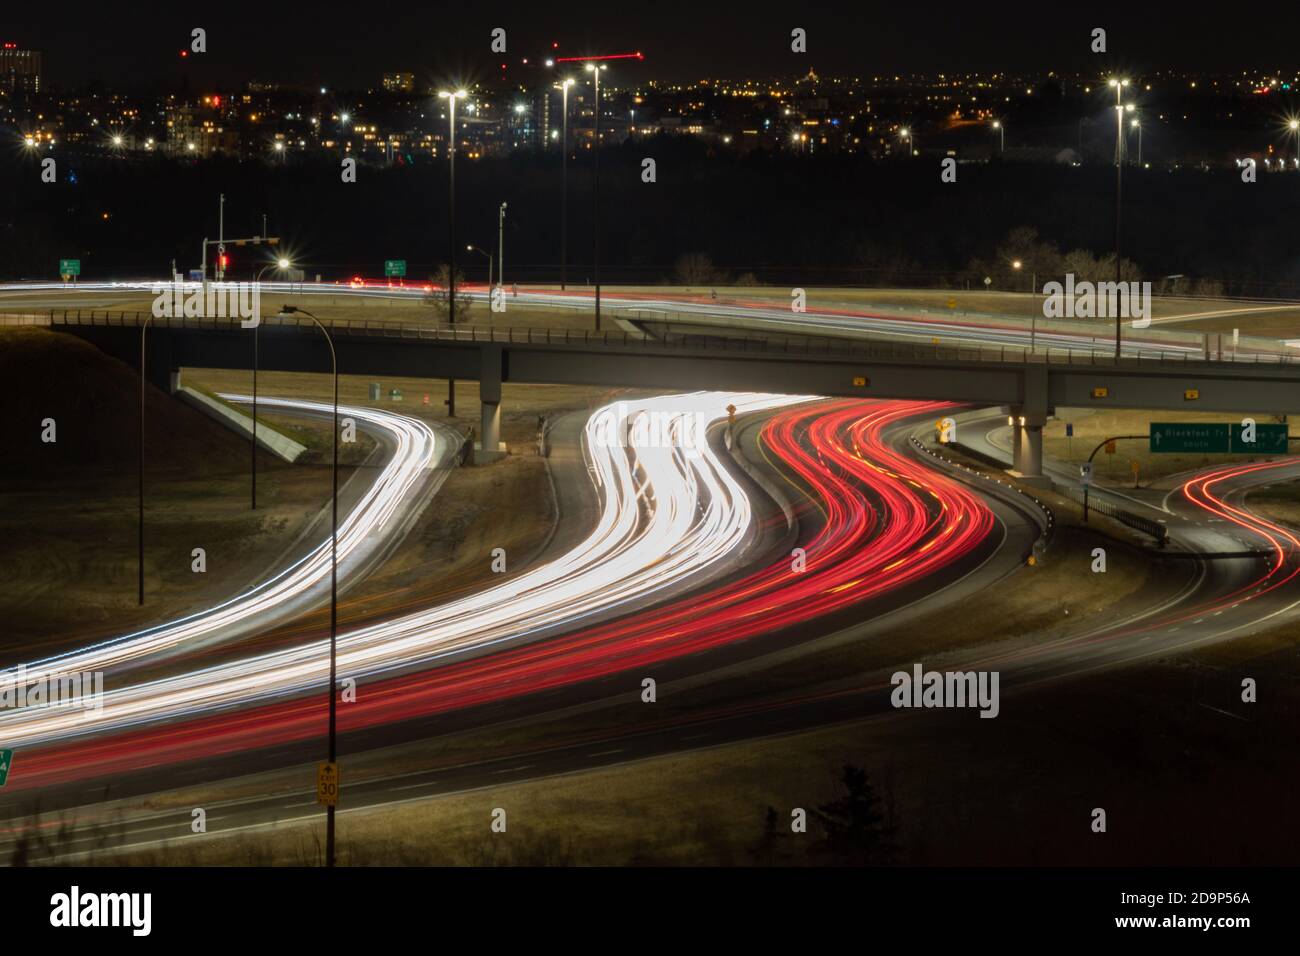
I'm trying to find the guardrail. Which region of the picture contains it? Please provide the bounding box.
[5,308,1300,367]
[1056,485,1169,546]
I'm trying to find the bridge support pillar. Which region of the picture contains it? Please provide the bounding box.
[1009,412,1050,488]
[475,345,506,463]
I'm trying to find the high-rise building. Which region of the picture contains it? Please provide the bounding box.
[383,72,415,93]
[0,44,42,94]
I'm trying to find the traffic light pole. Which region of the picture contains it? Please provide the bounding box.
[1081,435,1147,523]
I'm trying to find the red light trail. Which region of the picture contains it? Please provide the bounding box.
[8,400,995,790]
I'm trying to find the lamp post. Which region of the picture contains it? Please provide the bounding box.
[250,257,291,509]
[1289,119,1299,169]
[138,315,158,605]
[277,304,339,868]
[466,244,493,289]
[438,90,467,325]
[586,62,607,330]
[992,119,1004,152]
[1109,77,1130,359]
[497,202,507,295]
[559,78,574,290]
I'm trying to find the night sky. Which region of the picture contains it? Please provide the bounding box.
[8,2,1300,89]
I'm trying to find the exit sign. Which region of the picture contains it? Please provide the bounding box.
[1150,423,1289,454]
[0,749,12,788]
[59,258,81,276]
[384,259,406,278]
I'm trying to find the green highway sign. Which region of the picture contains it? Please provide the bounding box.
[1151,422,1290,454]
[0,749,13,788]
[384,259,406,278]
[59,258,81,276]
[1149,423,1229,454]
[1231,423,1289,454]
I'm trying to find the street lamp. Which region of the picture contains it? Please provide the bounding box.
[559,78,574,290]
[1108,77,1130,358]
[1289,118,1299,168]
[466,244,493,289]
[276,304,339,868]
[586,62,607,330]
[249,257,292,509]
[273,140,285,163]
[438,90,467,325]
[498,202,508,296]
[899,127,910,157]
[992,120,1004,152]
[1130,117,1142,167]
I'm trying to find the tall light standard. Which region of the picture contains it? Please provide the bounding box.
[497,202,508,294]
[899,127,912,157]
[1130,117,1142,167]
[1289,119,1299,169]
[559,78,574,290]
[250,257,291,509]
[586,62,607,330]
[277,304,339,868]
[992,119,1004,152]
[138,315,158,605]
[438,90,467,325]
[1109,77,1130,359]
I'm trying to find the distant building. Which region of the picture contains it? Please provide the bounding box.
[383,72,415,93]
[0,44,42,94]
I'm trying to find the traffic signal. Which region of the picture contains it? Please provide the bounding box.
[218,253,229,270]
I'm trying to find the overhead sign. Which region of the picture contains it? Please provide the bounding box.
[59,259,81,276]
[1152,423,1289,454]
[316,761,339,806]
[1231,423,1289,454]
[1150,423,1229,454]
[384,259,407,278]
[0,749,12,788]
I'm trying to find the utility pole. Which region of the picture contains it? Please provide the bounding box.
[218,193,225,281]
[498,202,507,294]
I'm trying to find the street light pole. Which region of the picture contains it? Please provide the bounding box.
[277,305,338,867]
[138,315,157,606]
[560,79,573,291]
[498,202,507,294]
[587,63,606,330]
[466,244,493,289]
[250,258,290,509]
[1110,78,1129,360]
[439,90,466,325]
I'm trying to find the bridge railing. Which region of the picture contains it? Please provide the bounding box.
[9,308,1299,368]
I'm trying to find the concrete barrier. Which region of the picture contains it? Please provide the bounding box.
[176,386,308,463]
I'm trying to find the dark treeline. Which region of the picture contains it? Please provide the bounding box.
[3,135,1300,296]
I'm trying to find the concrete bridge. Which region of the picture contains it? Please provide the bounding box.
[19,309,1300,480]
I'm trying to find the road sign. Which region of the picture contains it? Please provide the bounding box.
[1184,389,1200,401]
[384,259,407,278]
[1091,387,1109,399]
[852,376,868,387]
[1080,463,1093,486]
[1231,423,1289,454]
[0,749,13,788]
[1104,440,1116,455]
[316,761,338,806]
[1150,423,1230,454]
[1065,423,1074,437]
[59,258,80,276]
[725,402,737,424]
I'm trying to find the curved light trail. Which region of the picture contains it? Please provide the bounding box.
[5,399,1000,788]
[0,392,809,758]
[1,395,443,685]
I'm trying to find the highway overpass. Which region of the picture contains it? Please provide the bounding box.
[18,309,1300,480]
